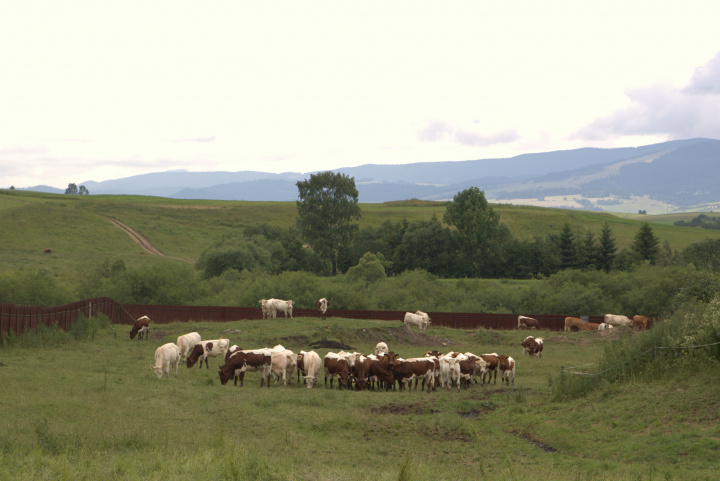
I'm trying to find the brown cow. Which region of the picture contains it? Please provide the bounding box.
[518,315,539,329]
[564,317,586,332]
[392,358,436,392]
[218,350,271,387]
[360,352,396,391]
[586,322,600,330]
[633,315,648,331]
[129,316,150,340]
[324,353,351,390]
[43,248,52,254]
[480,354,499,385]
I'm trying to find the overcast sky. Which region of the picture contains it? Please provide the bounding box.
[2,1,719,189]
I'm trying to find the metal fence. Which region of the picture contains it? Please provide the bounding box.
[1,297,608,341]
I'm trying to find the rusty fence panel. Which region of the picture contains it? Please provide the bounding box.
[1,297,618,342]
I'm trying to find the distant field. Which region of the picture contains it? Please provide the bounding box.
[2,189,720,288]
[1,316,718,480]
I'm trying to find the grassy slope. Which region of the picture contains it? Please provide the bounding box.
[3,190,720,287]
[1,318,718,480]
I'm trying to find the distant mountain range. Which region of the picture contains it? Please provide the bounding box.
[19,138,720,213]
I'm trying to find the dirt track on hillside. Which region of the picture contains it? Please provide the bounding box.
[106,217,193,263]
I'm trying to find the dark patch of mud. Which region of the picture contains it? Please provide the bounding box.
[308,339,355,350]
[371,402,440,416]
[512,430,557,453]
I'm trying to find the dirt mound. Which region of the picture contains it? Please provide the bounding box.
[371,402,439,415]
[308,339,355,350]
[352,326,446,346]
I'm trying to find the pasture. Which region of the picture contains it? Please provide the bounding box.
[1,315,718,480]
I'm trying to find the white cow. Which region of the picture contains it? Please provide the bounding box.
[187,339,230,368]
[269,345,296,386]
[604,314,633,328]
[438,354,460,391]
[403,312,430,331]
[300,350,322,388]
[598,322,614,331]
[271,299,294,318]
[176,332,201,361]
[317,298,328,317]
[151,343,180,379]
[374,342,389,356]
[259,299,277,319]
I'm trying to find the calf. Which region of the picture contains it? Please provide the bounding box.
[151,343,180,379]
[186,339,230,369]
[518,315,539,329]
[130,315,150,340]
[176,332,201,361]
[498,355,515,386]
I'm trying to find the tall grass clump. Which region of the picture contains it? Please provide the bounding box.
[68,313,111,341]
[551,298,720,400]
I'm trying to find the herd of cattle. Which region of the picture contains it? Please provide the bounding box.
[133,306,650,391]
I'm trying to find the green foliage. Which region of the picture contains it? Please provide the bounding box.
[0,268,73,306]
[68,314,110,341]
[296,172,361,275]
[346,252,387,285]
[631,222,660,264]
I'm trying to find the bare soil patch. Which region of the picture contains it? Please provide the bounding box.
[371,402,439,416]
[106,217,193,263]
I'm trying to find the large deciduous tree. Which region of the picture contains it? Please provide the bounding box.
[443,187,510,277]
[296,172,361,275]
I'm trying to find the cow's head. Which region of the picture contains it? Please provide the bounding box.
[150,365,163,379]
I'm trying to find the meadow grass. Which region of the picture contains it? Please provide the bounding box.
[1,315,719,480]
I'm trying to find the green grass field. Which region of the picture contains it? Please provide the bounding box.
[1,316,718,480]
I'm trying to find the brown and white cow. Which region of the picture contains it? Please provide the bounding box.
[480,353,499,385]
[391,358,436,392]
[186,339,230,369]
[564,317,586,332]
[218,350,272,387]
[498,355,515,386]
[355,352,396,391]
[324,353,351,389]
[129,315,150,340]
[518,315,539,329]
[521,336,544,357]
[632,315,649,331]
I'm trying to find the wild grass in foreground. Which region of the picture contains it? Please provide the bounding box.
[1,317,719,480]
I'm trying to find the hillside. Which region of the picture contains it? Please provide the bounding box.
[18,138,719,213]
[2,190,720,291]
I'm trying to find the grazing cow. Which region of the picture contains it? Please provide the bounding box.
[585,323,600,330]
[403,312,430,331]
[324,353,351,389]
[564,317,586,332]
[186,339,230,369]
[317,298,329,317]
[300,350,322,388]
[151,343,180,379]
[271,299,294,318]
[218,350,272,387]
[521,336,544,357]
[374,342,389,356]
[129,315,150,340]
[43,248,52,254]
[604,314,633,328]
[259,299,276,319]
[633,315,649,331]
[176,332,201,361]
[598,322,613,331]
[480,353,499,385]
[518,315,539,329]
[498,355,515,386]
